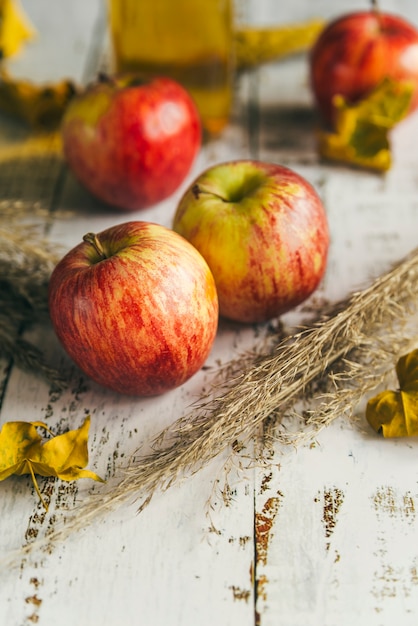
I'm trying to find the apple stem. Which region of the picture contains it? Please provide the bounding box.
[83,232,107,260]
[370,0,383,31]
[192,183,229,203]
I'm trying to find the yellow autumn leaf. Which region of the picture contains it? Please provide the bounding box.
[0,0,36,58]
[0,68,77,128]
[234,18,325,70]
[0,416,103,509]
[366,349,418,437]
[317,78,414,172]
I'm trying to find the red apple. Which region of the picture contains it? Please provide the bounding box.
[310,8,418,125]
[48,221,218,396]
[172,160,329,324]
[61,75,201,211]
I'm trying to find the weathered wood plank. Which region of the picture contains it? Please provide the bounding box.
[252,1,418,622]
[0,2,260,626]
[2,0,418,624]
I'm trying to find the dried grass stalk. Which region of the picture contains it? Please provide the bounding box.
[6,245,418,568]
[264,337,418,451]
[0,200,66,388]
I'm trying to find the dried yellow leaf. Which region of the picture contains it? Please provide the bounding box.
[366,349,418,437]
[0,0,36,58]
[317,78,414,172]
[0,416,103,509]
[234,19,325,70]
[0,68,77,127]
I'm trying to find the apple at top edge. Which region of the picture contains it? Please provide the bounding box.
[61,75,202,211]
[310,9,418,126]
[172,160,329,324]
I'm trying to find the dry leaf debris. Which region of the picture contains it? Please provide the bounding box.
[0,416,104,509]
[317,78,414,171]
[0,69,77,128]
[367,349,418,437]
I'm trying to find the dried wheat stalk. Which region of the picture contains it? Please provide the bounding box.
[264,337,418,451]
[0,201,66,388]
[5,244,417,568]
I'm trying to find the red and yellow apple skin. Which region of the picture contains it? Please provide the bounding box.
[310,10,418,125]
[172,160,329,324]
[61,76,201,211]
[48,221,218,396]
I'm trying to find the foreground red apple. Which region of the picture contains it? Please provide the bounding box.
[48,221,218,396]
[172,160,329,324]
[310,8,418,125]
[61,75,201,211]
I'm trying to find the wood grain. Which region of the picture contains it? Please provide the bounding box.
[1,1,418,624]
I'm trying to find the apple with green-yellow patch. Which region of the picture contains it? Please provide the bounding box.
[172,160,329,324]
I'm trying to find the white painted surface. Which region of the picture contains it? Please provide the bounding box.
[1,1,418,625]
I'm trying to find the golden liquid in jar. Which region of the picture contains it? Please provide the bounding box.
[108,0,234,135]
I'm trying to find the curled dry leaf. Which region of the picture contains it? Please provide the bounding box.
[0,69,78,128]
[367,349,418,437]
[317,78,414,171]
[0,416,104,509]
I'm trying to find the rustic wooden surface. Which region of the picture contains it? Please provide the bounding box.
[1,1,418,624]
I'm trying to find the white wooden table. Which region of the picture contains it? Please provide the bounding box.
[2,1,418,624]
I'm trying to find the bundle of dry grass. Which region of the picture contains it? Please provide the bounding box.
[0,201,66,388]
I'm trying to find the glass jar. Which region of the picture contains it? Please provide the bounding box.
[107,0,234,136]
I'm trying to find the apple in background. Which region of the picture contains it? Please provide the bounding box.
[61,75,201,211]
[172,160,329,324]
[310,8,418,126]
[48,221,218,396]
